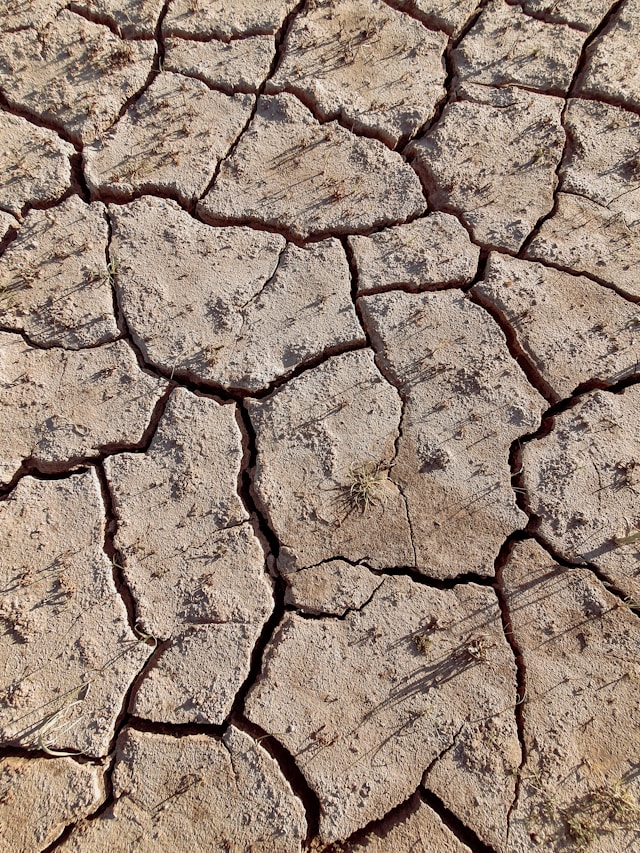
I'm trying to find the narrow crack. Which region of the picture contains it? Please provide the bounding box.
[66,3,158,40]
[322,788,425,852]
[420,787,498,853]
[503,0,594,32]
[0,93,80,150]
[0,325,123,352]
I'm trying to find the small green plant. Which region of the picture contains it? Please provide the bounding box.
[346,461,392,514]
[561,780,640,851]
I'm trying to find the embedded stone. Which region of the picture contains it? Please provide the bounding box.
[522,386,640,601]
[473,253,640,401]
[0,196,118,348]
[110,197,364,392]
[348,213,480,294]
[345,796,472,853]
[198,93,426,240]
[69,0,166,37]
[453,0,584,95]
[246,576,519,846]
[577,0,640,111]
[58,727,306,852]
[503,539,640,852]
[283,560,382,616]
[105,388,273,722]
[267,0,448,146]
[247,349,415,573]
[0,333,167,485]
[163,0,297,38]
[0,112,73,217]
[164,35,275,93]
[0,471,151,756]
[0,11,155,143]
[84,73,254,203]
[525,192,640,299]
[408,84,564,252]
[0,755,104,852]
[359,289,545,579]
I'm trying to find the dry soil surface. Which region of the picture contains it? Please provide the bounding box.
[1,1,639,851]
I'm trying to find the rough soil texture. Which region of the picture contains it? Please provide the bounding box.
[1,1,640,852]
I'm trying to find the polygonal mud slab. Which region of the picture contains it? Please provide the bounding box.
[283,559,382,616]
[0,333,167,485]
[105,388,273,723]
[348,213,480,294]
[503,539,640,852]
[473,253,640,401]
[408,84,564,252]
[562,98,640,214]
[267,0,448,147]
[164,34,275,93]
[344,795,472,852]
[247,348,415,572]
[58,727,307,853]
[69,0,165,37]
[0,11,155,144]
[0,112,73,218]
[162,0,298,38]
[246,576,519,846]
[109,197,364,392]
[0,755,104,853]
[0,0,65,33]
[198,93,426,240]
[522,386,640,601]
[359,289,545,579]
[384,0,480,36]
[506,0,613,31]
[0,196,118,348]
[0,471,151,756]
[525,192,640,299]
[84,73,254,203]
[576,0,640,111]
[453,0,584,95]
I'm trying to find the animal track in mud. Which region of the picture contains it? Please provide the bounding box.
[1,1,640,852]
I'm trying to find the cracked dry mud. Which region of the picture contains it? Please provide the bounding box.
[0,1,639,852]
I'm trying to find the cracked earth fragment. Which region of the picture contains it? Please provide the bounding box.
[0,211,18,241]
[247,349,414,572]
[0,11,155,144]
[110,196,364,392]
[162,0,298,39]
[283,559,382,616]
[506,0,614,32]
[359,289,545,579]
[453,0,584,95]
[473,253,640,401]
[164,35,275,93]
[0,471,150,756]
[84,73,254,204]
[267,0,448,147]
[576,0,640,111]
[408,84,564,252]
[527,98,640,299]
[0,0,65,34]
[198,93,426,240]
[344,795,472,852]
[0,333,167,485]
[503,539,640,852]
[69,0,166,38]
[522,386,640,600]
[348,213,480,294]
[0,755,104,852]
[0,196,118,348]
[105,387,273,724]
[58,726,306,852]
[246,576,518,845]
[0,112,73,218]
[384,0,481,36]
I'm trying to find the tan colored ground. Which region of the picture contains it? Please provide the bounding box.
[1,0,639,851]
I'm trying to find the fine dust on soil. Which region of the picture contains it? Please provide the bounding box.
[0,0,639,851]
